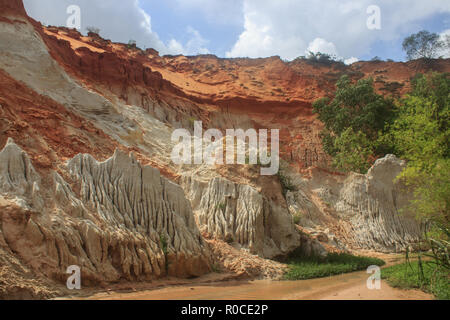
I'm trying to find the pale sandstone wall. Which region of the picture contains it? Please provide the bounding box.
[0,139,210,284]
[287,155,422,252]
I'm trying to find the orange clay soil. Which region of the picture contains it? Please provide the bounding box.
[0,69,181,181]
[35,25,450,173]
[3,0,450,173]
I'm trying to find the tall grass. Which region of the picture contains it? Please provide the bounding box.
[382,260,449,300]
[283,253,385,280]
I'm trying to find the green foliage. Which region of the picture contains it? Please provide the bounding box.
[382,260,450,300]
[312,71,449,293]
[159,232,169,273]
[216,202,226,212]
[304,51,343,65]
[127,39,137,49]
[313,75,394,172]
[332,128,374,174]
[159,232,168,255]
[371,56,383,62]
[386,73,450,224]
[86,26,100,35]
[425,223,450,272]
[402,30,444,60]
[284,253,385,280]
[292,212,302,225]
[381,73,450,292]
[314,75,394,139]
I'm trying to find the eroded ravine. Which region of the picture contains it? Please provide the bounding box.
[84,272,432,301]
[82,255,432,300]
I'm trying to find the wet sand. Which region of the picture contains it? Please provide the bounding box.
[84,255,433,300]
[85,271,431,300]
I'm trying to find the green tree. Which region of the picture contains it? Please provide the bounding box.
[332,128,374,174]
[386,73,450,281]
[306,51,342,65]
[402,30,444,61]
[313,75,394,172]
[387,73,450,224]
[86,26,100,35]
[128,39,137,49]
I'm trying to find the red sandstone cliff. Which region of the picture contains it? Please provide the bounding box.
[0,0,445,299]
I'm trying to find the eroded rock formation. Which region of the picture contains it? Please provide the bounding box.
[0,139,211,286]
[183,176,300,258]
[0,0,440,298]
[287,155,422,252]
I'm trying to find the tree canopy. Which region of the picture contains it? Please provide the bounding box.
[312,75,394,172]
[402,30,444,60]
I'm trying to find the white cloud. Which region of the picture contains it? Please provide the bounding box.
[23,0,210,56]
[171,0,244,26]
[306,38,359,64]
[22,0,450,60]
[344,57,359,65]
[226,0,450,60]
[306,38,338,56]
[167,26,210,56]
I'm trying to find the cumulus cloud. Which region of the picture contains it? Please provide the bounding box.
[226,0,450,60]
[23,0,210,56]
[344,57,359,65]
[306,38,338,56]
[22,0,450,60]
[306,38,359,65]
[171,0,244,26]
[167,26,210,56]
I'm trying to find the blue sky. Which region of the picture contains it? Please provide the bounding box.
[142,1,243,56]
[24,0,450,63]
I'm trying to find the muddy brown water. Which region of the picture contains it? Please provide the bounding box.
[85,256,433,300]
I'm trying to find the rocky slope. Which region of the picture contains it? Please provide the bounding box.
[286,155,421,252]
[0,138,210,281]
[0,0,441,298]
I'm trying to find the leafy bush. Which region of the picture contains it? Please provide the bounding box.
[313,75,395,172]
[382,260,449,300]
[371,56,383,62]
[159,232,169,272]
[331,128,374,173]
[292,212,302,225]
[305,51,343,65]
[128,39,137,49]
[386,73,450,224]
[86,26,100,35]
